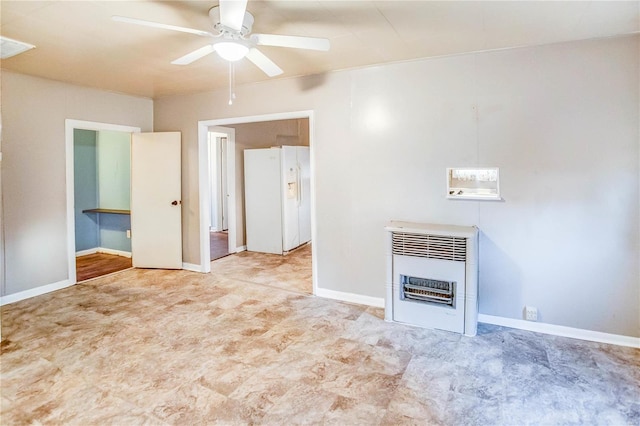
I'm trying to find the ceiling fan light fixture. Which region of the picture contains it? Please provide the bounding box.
[214,41,249,62]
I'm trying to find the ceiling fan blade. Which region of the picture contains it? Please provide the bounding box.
[219,0,248,31]
[246,48,283,77]
[250,34,330,51]
[171,45,216,65]
[112,16,214,37]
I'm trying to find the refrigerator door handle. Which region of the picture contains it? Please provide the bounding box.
[296,164,302,206]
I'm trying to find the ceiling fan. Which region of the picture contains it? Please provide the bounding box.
[112,0,330,78]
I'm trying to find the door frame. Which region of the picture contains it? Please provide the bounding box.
[198,124,235,271]
[208,128,234,236]
[197,110,318,295]
[65,119,141,284]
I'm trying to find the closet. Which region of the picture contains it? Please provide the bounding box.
[74,129,132,280]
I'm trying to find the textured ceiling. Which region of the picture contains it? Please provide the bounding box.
[1,1,638,98]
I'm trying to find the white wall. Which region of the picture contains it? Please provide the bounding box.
[475,40,639,333]
[97,130,131,210]
[1,71,153,296]
[155,35,639,338]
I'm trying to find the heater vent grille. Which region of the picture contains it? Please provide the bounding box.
[392,232,466,261]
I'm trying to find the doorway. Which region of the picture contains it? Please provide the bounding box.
[73,128,133,281]
[209,131,231,261]
[66,120,140,283]
[197,111,317,295]
[66,121,183,283]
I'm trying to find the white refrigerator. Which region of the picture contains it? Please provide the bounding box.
[244,146,311,254]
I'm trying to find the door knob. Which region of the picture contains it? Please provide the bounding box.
[171,200,180,206]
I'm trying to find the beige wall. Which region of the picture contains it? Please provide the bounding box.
[155,35,639,337]
[2,34,634,338]
[1,71,153,296]
[228,118,310,248]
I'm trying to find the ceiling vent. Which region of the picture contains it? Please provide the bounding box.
[1,36,35,59]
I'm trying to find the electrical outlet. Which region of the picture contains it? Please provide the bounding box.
[525,306,538,321]
[126,229,131,239]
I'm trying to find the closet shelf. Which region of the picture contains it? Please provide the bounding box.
[82,208,130,215]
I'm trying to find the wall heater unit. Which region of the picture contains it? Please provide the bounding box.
[385,221,479,336]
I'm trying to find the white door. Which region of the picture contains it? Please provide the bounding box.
[244,148,283,254]
[131,132,182,269]
[220,137,228,231]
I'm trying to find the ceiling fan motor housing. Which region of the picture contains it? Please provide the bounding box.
[209,6,254,36]
[110,2,327,76]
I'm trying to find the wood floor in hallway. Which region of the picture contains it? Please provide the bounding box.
[210,231,229,261]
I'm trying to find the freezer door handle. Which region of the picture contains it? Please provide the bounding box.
[297,164,302,206]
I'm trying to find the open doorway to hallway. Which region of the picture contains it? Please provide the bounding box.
[209,131,231,261]
[199,111,316,296]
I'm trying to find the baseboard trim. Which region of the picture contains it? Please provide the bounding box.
[478,314,640,348]
[76,248,98,256]
[97,248,132,258]
[1,279,73,306]
[316,288,385,308]
[76,247,131,258]
[182,263,203,272]
[236,245,247,253]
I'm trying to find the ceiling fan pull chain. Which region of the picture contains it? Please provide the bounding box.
[232,61,237,101]
[228,61,233,105]
[228,61,238,105]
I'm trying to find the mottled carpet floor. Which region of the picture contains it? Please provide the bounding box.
[1,245,638,425]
